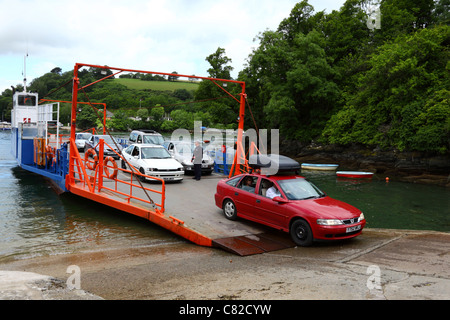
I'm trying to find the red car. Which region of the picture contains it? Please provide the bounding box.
[215,173,366,246]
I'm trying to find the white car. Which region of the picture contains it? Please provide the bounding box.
[121,144,184,182]
[163,141,214,174]
[75,132,92,151]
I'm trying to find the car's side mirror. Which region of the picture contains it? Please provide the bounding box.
[272,196,288,203]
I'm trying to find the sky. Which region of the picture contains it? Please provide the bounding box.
[0,0,345,93]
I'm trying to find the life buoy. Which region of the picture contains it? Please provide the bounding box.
[104,156,118,179]
[46,145,56,164]
[85,148,98,170]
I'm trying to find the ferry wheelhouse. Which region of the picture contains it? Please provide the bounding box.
[10,90,68,192]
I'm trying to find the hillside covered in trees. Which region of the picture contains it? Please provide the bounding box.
[1,0,448,156]
[239,0,449,155]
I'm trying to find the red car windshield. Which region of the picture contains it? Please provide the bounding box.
[278,178,325,200]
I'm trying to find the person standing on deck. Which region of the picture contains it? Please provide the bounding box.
[192,140,203,181]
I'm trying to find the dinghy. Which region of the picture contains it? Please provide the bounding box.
[336,171,374,179]
[301,163,339,171]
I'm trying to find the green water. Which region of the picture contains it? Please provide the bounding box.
[301,171,449,232]
[0,131,181,259]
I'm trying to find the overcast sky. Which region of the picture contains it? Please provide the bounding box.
[0,0,345,93]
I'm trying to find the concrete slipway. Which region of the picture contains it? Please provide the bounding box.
[0,175,448,300]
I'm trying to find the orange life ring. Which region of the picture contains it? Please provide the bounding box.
[104,156,118,179]
[46,145,53,159]
[46,145,56,164]
[85,148,98,170]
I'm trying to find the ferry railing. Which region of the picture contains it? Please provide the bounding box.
[32,136,69,177]
[68,138,165,214]
[47,132,70,149]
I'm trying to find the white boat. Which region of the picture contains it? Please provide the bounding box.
[0,121,11,130]
[301,163,339,171]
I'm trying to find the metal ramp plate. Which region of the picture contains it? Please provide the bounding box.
[212,231,295,256]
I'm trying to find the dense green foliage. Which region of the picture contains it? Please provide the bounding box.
[1,0,448,154]
[240,0,449,153]
[322,25,449,153]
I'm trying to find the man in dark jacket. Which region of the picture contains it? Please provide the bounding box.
[192,140,203,181]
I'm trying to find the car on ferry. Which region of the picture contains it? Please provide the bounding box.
[214,156,365,246]
[163,140,214,174]
[84,134,122,160]
[129,129,164,146]
[75,132,92,151]
[121,144,184,182]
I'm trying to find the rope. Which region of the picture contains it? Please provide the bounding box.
[245,96,267,154]
[38,78,73,102]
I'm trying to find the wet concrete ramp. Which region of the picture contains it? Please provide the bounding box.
[95,172,296,255]
[213,231,295,256]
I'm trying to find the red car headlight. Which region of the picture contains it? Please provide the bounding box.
[316,219,344,226]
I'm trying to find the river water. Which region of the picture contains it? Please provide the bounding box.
[0,131,448,260]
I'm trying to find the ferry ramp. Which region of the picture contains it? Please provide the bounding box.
[94,171,295,256]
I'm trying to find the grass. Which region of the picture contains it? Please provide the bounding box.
[114,78,200,92]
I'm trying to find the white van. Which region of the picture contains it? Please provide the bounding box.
[129,129,164,146]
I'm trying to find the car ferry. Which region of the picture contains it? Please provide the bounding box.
[8,62,366,256]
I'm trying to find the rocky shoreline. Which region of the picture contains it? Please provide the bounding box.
[280,140,450,187]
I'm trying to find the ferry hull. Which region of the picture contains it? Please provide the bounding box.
[11,124,69,194]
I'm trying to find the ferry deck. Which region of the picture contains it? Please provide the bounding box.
[73,168,295,256]
[11,62,295,256]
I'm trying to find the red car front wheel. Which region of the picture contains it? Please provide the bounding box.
[290,219,313,247]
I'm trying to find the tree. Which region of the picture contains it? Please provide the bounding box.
[77,106,98,130]
[322,25,450,153]
[0,93,12,122]
[168,71,179,82]
[150,106,164,121]
[136,108,148,120]
[173,89,193,101]
[277,0,320,42]
[195,48,239,126]
[50,67,62,75]
[433,0,450,25]
[206,47,233,79]
[243,28,339,140]
[320,0,372,62]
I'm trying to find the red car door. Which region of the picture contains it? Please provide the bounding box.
[233,175,258,218]
[253,178,288,229]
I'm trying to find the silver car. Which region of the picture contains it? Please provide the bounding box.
[85,135,122,159]
[163,141,214,174]
[75,132,92,151]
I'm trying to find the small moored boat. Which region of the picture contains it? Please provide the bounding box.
[301,163,339,171]
[336,171,374,179]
